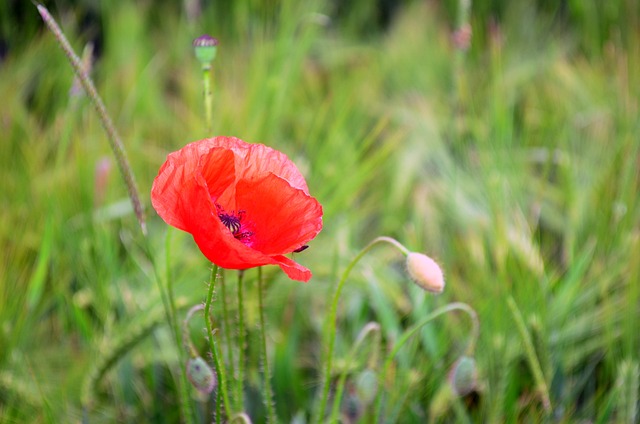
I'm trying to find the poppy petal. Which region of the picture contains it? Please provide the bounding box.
[271,255,313,282]
[151,136,323,282]
[234,174,323,255]
[151,145,235,231]
[205,137,308,191]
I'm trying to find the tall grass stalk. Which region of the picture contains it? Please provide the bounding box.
[507,296,552,413]
[36,4,146,234]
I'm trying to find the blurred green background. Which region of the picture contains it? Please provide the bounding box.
[1,0,639,422]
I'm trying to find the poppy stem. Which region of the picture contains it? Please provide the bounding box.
[371,302,479,422]
[236,270,246,411]
[36,4,146,235]
[258,267,277,423]
[202,65,213,134]
[219,270,236,398]
[314,236,409,424]
[205,264,233,419]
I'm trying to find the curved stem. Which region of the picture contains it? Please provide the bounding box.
[372,302,479,422]
[329,322,381,422]
[315,236,409,423]
[229,412,253,424]
[182,304,206,359]
[258,267,277,423]
[205,264,232,418]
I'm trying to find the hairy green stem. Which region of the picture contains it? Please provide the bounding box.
[258,267,277,423]
[236,270,246,411]
[372,302,479,422]
[37,4,146,234]
[315,236,409,423]
[202,66,213,134]
[219,271,235,398]
[206,264,232,419]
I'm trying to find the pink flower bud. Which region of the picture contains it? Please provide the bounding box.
[406,252,445,294]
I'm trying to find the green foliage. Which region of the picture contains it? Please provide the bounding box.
[1,0,639,422]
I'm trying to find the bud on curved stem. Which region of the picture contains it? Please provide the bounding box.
[315,236,447,423]
[406,252,445,294]
[372,302,480,421]
[448,355,478,396]
[315,236,409,423]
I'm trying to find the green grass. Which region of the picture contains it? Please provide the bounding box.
[1,0,639,422]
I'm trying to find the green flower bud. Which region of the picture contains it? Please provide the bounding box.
[448,356,477,396]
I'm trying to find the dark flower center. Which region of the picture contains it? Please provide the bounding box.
[216,204,253,243]
[218,211,241,234]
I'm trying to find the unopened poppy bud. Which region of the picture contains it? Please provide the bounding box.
[448,356,477,396]
[406,252,445,293]
[186,356,216,394]
[193,34,219,65]
[355,369,378,404]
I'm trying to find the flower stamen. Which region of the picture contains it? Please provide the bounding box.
[216,204,252,242]
[219,212,241,234]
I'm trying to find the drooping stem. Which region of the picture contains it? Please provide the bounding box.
[182,304,205,357]
[315,236,409,423]
[229,412,253,424]
[258,267,277,423]
[236,270,246,411]
[372,302,479,422]
[329,322,381,422]
[205,264,232,418]
[37,4,146,234]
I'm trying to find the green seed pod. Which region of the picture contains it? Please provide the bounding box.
[186,356,216,394]
[448,356,477,396]
[193,34,219,64]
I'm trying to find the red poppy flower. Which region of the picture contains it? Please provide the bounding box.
[151,136,323,282]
